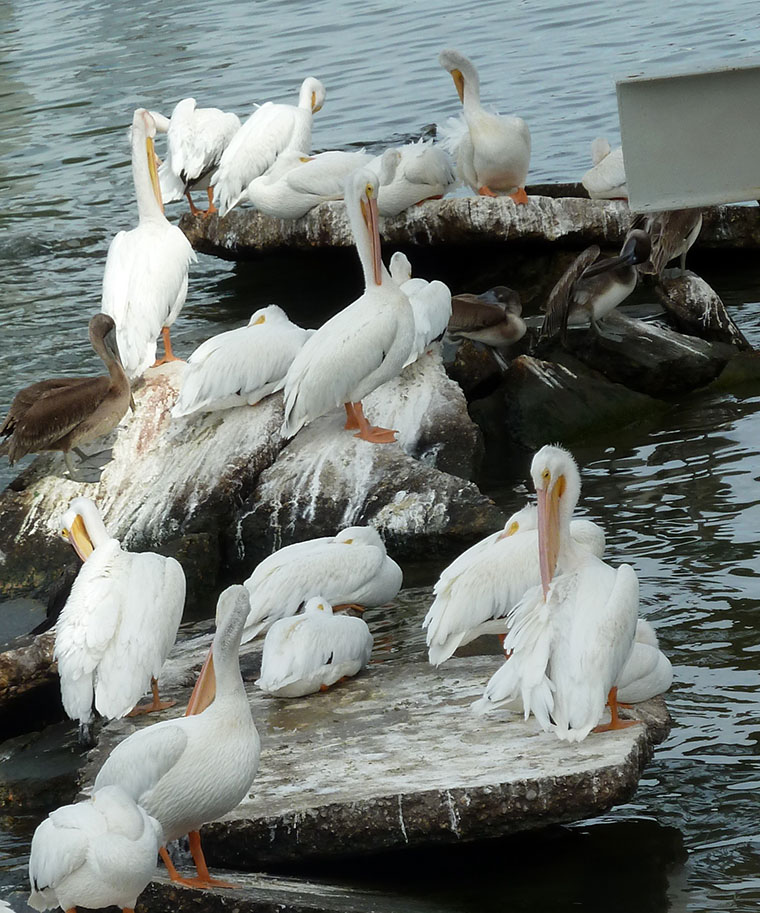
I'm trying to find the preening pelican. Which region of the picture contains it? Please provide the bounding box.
[282,169,415,442]
[448,286,526,348]
[438,49,531,202]
[0,314,130,479]
[474,445,639,742]
[94,586,260,890]
[631,208,703,276]
[212,77,326,217]
[239,525,402,644]
[102,108,196,379]
[171,305,311,419]
[424,504,605,666]
[256,596,373,697]
[158,97,241,216]
[389,252,452,366]
[55,497,185,745]
[28,785,161,913]
[369,140,455,216]
[246,149,371,219]
[539,229,651,342]
[581,138,627,200]
[617,618,673,703]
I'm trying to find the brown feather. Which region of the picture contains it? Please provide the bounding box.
[540,245,601,341]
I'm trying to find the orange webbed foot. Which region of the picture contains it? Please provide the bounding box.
[354,426,398,444]
[509,187,529,204]
[477,185,498,197]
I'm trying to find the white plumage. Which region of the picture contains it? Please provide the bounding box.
[438,49,531,201]
[368,140,455,216]
[28,785,161,913]
[171,305,312,419]
[581,137,627,200]
[617,618,673,703]
[389,252,452,367]
[238,525,402,644]
[54,498,185,741]
[256,596,374,697]
[102,108,196,379]
[212,77,326,217]
[282,168,415,441]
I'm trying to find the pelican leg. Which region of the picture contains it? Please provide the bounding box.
[128,677,176,716]
[203,187,217,219]
[63,450,87,481]
[414,194,443,206]
[153,327,183,367]
[332,602,366,614]
[186,830,238,889]
[593,686,639,734]
[159,845,208,889]
[343,402,360,430]
[185,191,203,217]
[509,187,529,205]
[350,401,398,444]
[477,185,498,197]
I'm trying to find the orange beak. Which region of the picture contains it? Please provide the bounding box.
[360,192,382,286]
[537,478,564,598]
[65,513,95,562]
[496,519,520,541]
[185,647,216,716]
[452,69,465,104]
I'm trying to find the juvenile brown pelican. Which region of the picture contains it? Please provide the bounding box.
[631,208,703,276]
[539,229,651,342]
[448,286,526,347]
[0,314,131,478]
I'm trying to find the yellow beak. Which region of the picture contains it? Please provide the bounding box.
[537,477,564,598]
[146,136,164,213]
[452,69,465,104]
[66,514,95,562]
[185,648,216,716]
[360,193,382,286]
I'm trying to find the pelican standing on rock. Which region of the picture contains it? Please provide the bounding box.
[0,314,131,479]
[94,586,260,889]
[631,208,703,276]
[102,108,196,379]
[448,286,526,348]
[438,48,531,202]
[282,169,415,442]
[55,497,185,746]
[212,77,326,217]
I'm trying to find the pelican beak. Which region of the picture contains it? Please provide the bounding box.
[360,188,382,286]
[451,69,465,104]
[537,475,565,598]
[63,513,95,562]
[496,519,520,541]
[311,91,322,113]
[185,647,216,716]
[104,327,124,364]
[146,136,164,213]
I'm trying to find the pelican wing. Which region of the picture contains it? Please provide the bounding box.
[540,245,601,340]
[285,151,370,197]
[402,142,455,188]
[404,279,452,365]
[172,108,240,185]
[28,814,90,900]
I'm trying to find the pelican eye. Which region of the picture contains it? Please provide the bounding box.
[541,469,551,482]
[318,603,325,611]
[365,184,374,199]
[61,529,69,538]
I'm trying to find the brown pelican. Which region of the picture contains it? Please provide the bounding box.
[631,208,703,276]
[448,286,526,347]
[0,314,131,479]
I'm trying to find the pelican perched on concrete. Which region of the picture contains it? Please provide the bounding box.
[438,48,531,202]
[158,97,241,216]
[581,138,627,200]
[171,305,311,419]
[94,586,260,889]
[0,314,131,479]
[369,140,455,216]
[424,505,605,666]
[474,445,639,742]
[256,596,374,697]
[28,785,161,913]
[212,77,326,217]
[55,497,185,745]
[102,108,196,378]
[448,286,526,348]
[539,229,651,342]
[282,169,415,442]
[631,208,703,276]
[389,252,452,366]
[239,525,402,644]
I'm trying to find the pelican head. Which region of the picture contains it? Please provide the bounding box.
[60,497,110,562]
[496,504,537,540]
[345,168,383,287]
[438,48,479,105]
[531,445,581,597]
[389,251,412,285]
[335,525,384,549]
[299,76,326,113]
[620,228,651,264]
[88,313,124,367]
[304,596,333,615]
[247,304,288,327]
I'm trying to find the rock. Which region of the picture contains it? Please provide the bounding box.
[0,631,55,704]
[655,271,753,351]
[444,339,505,401]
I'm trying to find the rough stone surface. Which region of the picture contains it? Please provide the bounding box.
[0,631,55,703]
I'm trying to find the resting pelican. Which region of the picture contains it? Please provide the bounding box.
[617,618,673,703]
[239,525,402,644]
[102,108,196,379]
[94,586,260,889]
[158,97,241,217]
[448,286,526,348]
[438,49,531,202]
[212,77,326,217]
[256,596,374,697]
[581,138,627,200]
[246,149,371,219]
[369,140,455,216]
[424,505,605,666]
[171,305,311,419]
[389,252,452,366]
[28,785,160,913]
[0,314,131,479]
[539,229,651,342]
[282,169,415,442]
[474,445,639,742]
[631,209,703,276]
[55,497,185,746]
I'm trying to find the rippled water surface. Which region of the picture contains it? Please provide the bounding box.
[2,1,760,911]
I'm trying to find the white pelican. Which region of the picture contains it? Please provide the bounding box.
[631,209,703,276]
[212,77,326,217]
[438,49,531,202]
[369,140,455,216]
[256,596,373,697]
[94,585,260,889]
[581,138,627,200]
[0,314,131,479]
[617,618,673,703]
[171,305,311,419]
[282,169,415,443]
[424,505,605,666]
[102,108,196,378]
[474,445,639,741]
[539,229,651,342]
[55,497,185,745]
[238,525,402,644]
[158,97,241,217]
[246,149,371,219]
[28,785,161,913]
[448,287,526,348]
[388,252,452,366]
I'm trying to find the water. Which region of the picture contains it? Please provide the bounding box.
[2,0,760,910]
